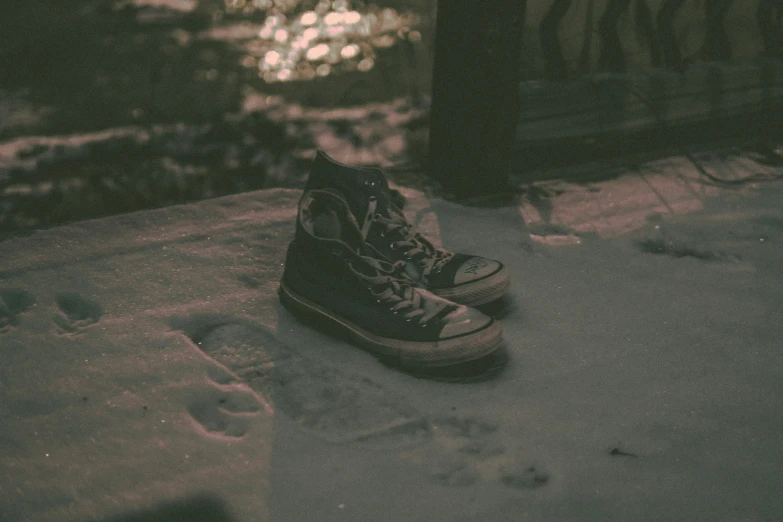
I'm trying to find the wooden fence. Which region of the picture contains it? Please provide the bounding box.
[429,0,783,197]
[517,0,783,148]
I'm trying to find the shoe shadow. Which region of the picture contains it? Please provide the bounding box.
[377,345,509,384]
[92,492,235,522]
[474,294,516,321]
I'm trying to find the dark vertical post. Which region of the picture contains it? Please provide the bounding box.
[540,0,573,80]
[657,0,687,70]
[757,0,783,58]
[702,0,734,61]
[597,0,632,72]
[428,0,526,200]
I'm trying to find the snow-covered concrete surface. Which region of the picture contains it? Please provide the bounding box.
[1,156,783,521]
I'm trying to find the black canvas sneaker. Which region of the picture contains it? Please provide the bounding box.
[279,189,503,368]
[303,151,510,306]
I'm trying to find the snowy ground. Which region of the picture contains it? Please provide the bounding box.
[1,151,783,522]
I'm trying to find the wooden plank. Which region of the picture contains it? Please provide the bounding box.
[516,59,783,145]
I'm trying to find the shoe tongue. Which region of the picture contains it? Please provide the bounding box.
[311,153,392,221]
[299,189,364,252]
[341,168,393,222]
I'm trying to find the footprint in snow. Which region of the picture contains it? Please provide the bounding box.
[171,314,428,446]
[184,366,267,440]
[170,313,550,490]
[0,288,36,334]
[53,292,102,334]
[420,416,549,490]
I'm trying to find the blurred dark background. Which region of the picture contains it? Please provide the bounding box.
[0,0,435,238]
[1,0,782,238]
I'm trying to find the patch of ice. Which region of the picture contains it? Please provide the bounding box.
[125,0,198,12]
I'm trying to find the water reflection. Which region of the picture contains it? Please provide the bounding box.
[222,0,420,83]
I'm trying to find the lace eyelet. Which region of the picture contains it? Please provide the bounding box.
[368,195,377,202]
[372,214,381,222]
[421,322,428,327]
[403,252,412,260]
[390,243,398,251]
[380,232,385,238]
[376,299,381,304]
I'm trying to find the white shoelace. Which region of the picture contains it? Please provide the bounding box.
[361,197,455,278]
[346,255,448,325]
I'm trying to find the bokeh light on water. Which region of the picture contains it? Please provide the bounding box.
[223,0,421,83]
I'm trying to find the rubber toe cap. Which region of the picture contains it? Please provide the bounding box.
[438,305,493,340]
[453,257,502,285]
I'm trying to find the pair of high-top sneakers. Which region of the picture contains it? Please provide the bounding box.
[279,151,510,368]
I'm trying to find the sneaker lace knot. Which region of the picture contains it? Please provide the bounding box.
[346,256,447,325]
[361,198,455,278]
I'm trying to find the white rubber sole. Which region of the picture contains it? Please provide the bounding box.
[279,280,503,368]
[432,265,511,307]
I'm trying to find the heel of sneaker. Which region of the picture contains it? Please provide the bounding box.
[279,280,351,341]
